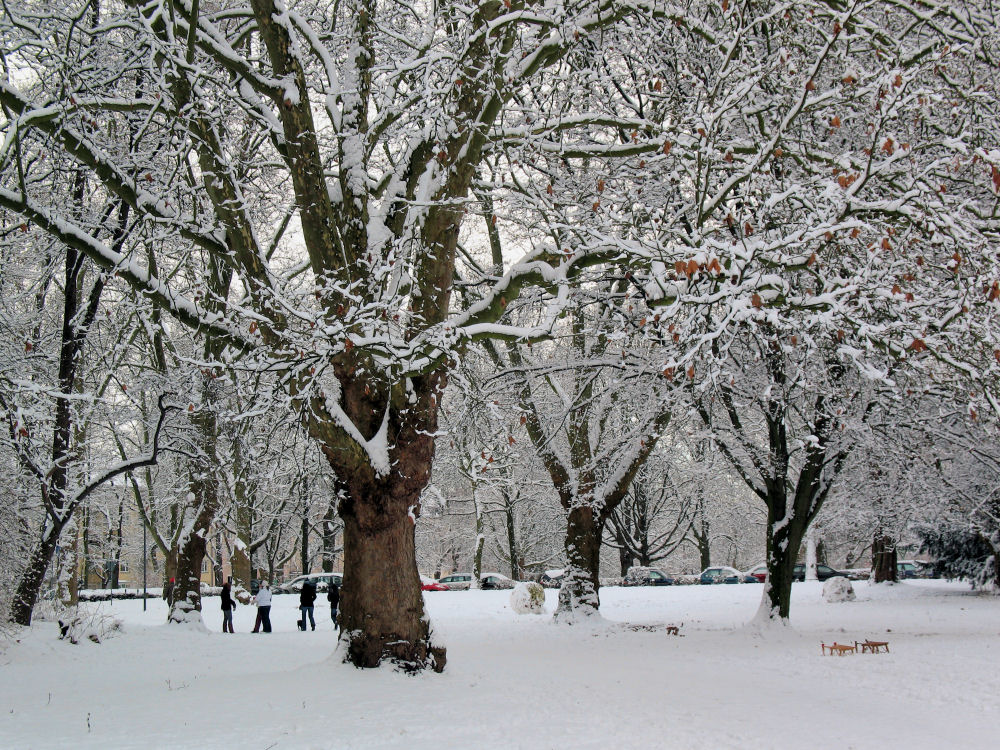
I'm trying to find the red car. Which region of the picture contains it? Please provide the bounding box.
[420,576,449,591]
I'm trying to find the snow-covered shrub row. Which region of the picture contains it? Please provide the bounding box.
[78,589,161,602]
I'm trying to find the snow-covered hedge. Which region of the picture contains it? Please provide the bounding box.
[78,588,160,602]
[78,582,226,601]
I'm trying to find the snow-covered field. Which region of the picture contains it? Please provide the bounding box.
[2,580,998,749]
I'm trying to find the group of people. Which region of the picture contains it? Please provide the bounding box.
[218,578,340,634]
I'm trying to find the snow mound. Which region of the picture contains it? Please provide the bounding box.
[510,582,546,614]
[823,576,856,602]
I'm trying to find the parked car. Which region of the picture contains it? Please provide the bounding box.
[743,564,768,583]
[792,563,846,582]
[699,566,756,584]
[915,560,939,578]
[480,572,516,590]
[437,573,473,590]
[420,575,449,591]
[896,560,919,579]
[278,572,342,594]
[622,566,676,586]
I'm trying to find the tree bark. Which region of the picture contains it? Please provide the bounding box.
[471,483,484,589]
[502,490,520,581]
[10,534,62,625]
[316,369,448,671]
[164,547,178,590]
[553,506,603,622]
[300,507,310,575]
[805,531,818,581]
[338,486,444,672]
[168,378,220,624]
[616,519,635,576]
[872,534,898,583]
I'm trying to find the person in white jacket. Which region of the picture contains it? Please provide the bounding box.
[251,582,273,633]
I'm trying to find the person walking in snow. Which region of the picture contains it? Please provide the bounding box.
[299,579,317,631]
[327,581,340,630]
[221,581,236,633]
[252,581,272,633]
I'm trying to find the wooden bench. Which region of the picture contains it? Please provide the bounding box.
[856,640,889,653]
[821,642,858,656]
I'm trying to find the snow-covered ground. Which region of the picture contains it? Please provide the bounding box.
[2,580,998,749]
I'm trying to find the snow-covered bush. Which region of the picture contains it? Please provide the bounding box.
[510,582,546,614]
[58,610,124,644]
[233,585,252,605]
[823,576,855,603]
[31,598,66,622]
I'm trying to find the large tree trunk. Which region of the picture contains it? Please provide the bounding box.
[338,485,444,672]
[757,486,809,622]
[616,520,635,577]
[10,532,63,625]
[872,534,898,583]
[502,490,519,581]
[554,506,602,622]
[230,530,251,590]
[319,369,447,672]
[59,517,79,607]
[168,378,220,625]
[163,547,178,590]
[300,510,310,575]
[110,496,124,589]
[213,531,225,586]
[168,516,209,624]
[805,531,818,581]
[168,453,219,624]
[471,484,484,589]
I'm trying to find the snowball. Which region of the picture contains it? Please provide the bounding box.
[823,576,856,603]
[510,582,546,614]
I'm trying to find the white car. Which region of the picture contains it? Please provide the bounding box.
[437,573,473,590]
[278,572,342,593]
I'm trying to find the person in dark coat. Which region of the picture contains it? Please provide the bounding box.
[327,581,340,630]
[299,579,317,631]
[221,582,236,633]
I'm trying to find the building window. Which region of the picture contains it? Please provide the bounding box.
[201,560,209,573]
[119,561,129,573]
